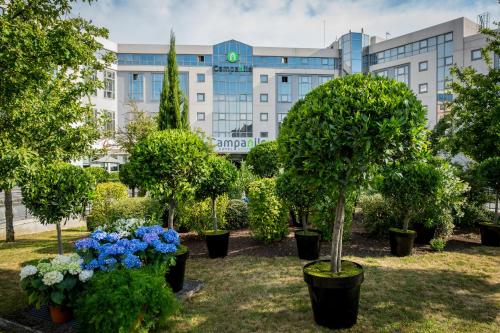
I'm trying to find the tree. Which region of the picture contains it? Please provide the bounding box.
[278,74,427,273]
[158,30,189,130]
[246,141,280,178]
[129,130,211,229]
[21,162,94,254]
[119,162,139,197]
[477,157,500,223]
[115,102,157,155]
[0,0,112,242]
[444,25,500,162]
[85,167,110,184]
[197,155,238,231]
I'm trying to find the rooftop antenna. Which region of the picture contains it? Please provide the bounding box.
[478,12,490,29]
[385,32,391,40]
[323,20,326,48]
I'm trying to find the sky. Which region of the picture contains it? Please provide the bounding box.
[71,0,500,48]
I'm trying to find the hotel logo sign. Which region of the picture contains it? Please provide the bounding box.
[227,51,239,63]
[212,137,267,153]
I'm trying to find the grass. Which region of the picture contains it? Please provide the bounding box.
[1,229,499,333]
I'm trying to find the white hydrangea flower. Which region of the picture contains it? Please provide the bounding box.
[42,271,64,286]
[78,270,93,282]
[52,254,72,266]
[68,262,82,275]
[20,265,38,280]
[37,262,52,275]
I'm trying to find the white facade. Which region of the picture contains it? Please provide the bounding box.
[90,17,494,157]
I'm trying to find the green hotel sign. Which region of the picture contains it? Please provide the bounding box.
[227,51,239,63]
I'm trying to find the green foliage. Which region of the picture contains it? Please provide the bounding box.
[430,238,446,252]
[115,102,157,155]
[276,170,317,228]
[247,178,288,242]
[108,197,163,224]
[158,30,186,130]
[311,192,356,241]
[359,193,401,238]
[228,161,258,199]
[85,167,109,184]
[225,199,248,230]
[76,268,179,333]
[476,157,500,223]
[87,182,129,230]
[176,195,229,234]
[197,155,237,201]
[119,162,139,191]
[246,141,280,178]
[21,162,93,225]
[108,172,120,182]
[445,26,500,162]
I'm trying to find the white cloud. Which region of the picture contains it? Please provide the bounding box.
[72,0,500,47]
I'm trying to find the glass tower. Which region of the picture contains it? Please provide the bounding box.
[340,32,369,75]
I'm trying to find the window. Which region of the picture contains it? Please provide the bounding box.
[444,56,453,66]
[419,83,428,93]
[281,57,288,64]
[197,112,205,121]
[239,94,247,101]
[197,93,205,102]
[260,74,268,83]
[471,49,481,61]
[240,113,247,120]
[128,73,144,101]
[395,65,409,85]
[103,70,115,99]
[278,75,291,102]
[319,76,331,85]
[376,70,388,78]
[444,32,453,42]
[281,76,288,83]
[260,132,268,138]
[197,73,205,82]
[219,113,226,120]
[277,113,287,122]
[299,76,312,98]
[260,113,268,121]
[321,58,329,65]
[419,61,428,72]
[197,55,205,63]
[151,73,163,100]
[419,40,428,49]
[260,93,268,102]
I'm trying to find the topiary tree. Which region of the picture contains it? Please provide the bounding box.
[21,162,94,254]
[119,162,139,197]
[247,178,288,242]
[276,170,317,232]
[246,141,280,178]
[278,74,427,272]
[477,157,500,224]
[85,167,109,184]
[129,129,211,229]
[196,155,237,231]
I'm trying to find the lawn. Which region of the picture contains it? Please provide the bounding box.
[1,229,499,333]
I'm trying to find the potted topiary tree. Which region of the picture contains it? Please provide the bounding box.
[380,161,444,256]
[278,74,427,329]
[246,140,280,178]
[129,129,211,291]
[197,154,238,258]
[277,170,320,260]
[21,162,94,255]
[476,157,500,246]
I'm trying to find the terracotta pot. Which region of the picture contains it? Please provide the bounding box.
[49,304,73,324]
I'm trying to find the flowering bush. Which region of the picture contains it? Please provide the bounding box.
[76,225,180,271]
[20,254,93,308]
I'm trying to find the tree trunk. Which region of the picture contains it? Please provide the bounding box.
[495,190,499,224]
[131,187,135,197]
[302,210,308,232]
[168,197,175,230]
[331,191,345,273]
[212,197,218,231]
[5,189,14,242]
[402,213,411,232]
[56,221,63,255]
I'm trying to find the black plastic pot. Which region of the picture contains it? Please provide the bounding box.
[479,223,500,247]
[165,247,189,292]
[205,231,230,258]
[389,228,417,257]
[412,224,436,244]
[295,230,321,260]
[303,260,364,329]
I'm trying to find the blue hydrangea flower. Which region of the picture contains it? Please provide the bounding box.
[75,238,100,251]
[106,232,121,243]
[162,229,180,245]
[90,230,108,241]
[135,226,149,238]
[148,225,164,235]
[143,232,159,244]
[84,259,101,270]
[129,239,148,252]
[123,254,142,269]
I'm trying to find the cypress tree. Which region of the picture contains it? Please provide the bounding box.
[158,30,183,130]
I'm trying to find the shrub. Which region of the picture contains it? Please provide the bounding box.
[359,193,401,238]
[108,171,120,182]
[430,238,446,251]
[246,141,280,178]
[76,268,179,333]
[87,182,128,231]
[228,161,258,199]
[176,195,229,234]
[226,199,248,230]
[108,197,162,224]
[476,157,500,224]
[247,178,288,242]
[85,167,109,184]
